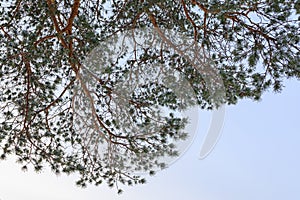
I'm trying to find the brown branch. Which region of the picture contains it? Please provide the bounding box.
[46,0,63,33]
[191,0,220,14]
[0,26,12,40]
[24,61,31,129]
[203,12,208,37]
[148,13,158,28]
[46,0,69,49]
[5,0,22,26]
[36,77,76,114]
[46,0,81,74]
[181,0,198,41]
[34,34,56,46]
[20,58,43,152]
[76,75,110,141]
[64,1,81,74]
[62,0,81,34]
[224,14,276,42]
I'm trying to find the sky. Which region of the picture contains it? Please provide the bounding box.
[0,1,299,199]
[0,78,299,200]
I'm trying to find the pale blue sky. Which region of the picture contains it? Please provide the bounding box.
[0,78,299,200]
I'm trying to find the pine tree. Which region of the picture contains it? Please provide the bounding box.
[0,0,299,190]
